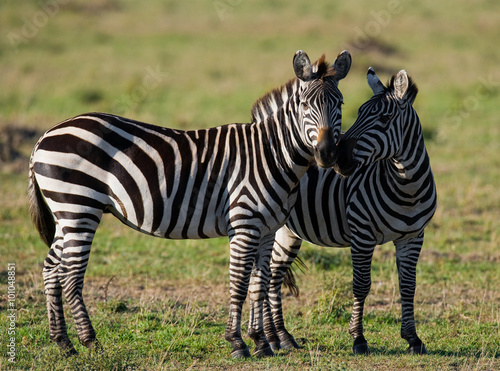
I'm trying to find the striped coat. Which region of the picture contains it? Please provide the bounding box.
[28,50,352,358]
[264,68,436,355]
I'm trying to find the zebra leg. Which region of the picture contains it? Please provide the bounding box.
[264,226,302,351]
[59,217,101,350]
[348,240,375,355]
[43,225,78,356]
[247,234,275,357]
[224,232,260,358]
[394,233,427,355]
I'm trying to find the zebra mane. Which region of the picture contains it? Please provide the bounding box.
[251,55,335,123]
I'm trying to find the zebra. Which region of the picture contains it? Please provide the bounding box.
[261,68,437,355]
[28,50,352,358]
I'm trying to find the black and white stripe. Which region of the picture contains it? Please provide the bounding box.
[263,68,437,355]
[28,50,351,358]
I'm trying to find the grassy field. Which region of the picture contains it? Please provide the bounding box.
[1,0,499,369]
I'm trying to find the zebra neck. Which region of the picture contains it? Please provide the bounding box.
[253,110,311,185]
[386,137,432,194]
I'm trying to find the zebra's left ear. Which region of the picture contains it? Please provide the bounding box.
[394,70,409,100]
[332,50,351,83]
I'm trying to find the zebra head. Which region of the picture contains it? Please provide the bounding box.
[335,68,419,176]
[293,50,351,168]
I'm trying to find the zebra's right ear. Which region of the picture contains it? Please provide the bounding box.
[293,50,313,82]
[367,67,386,95]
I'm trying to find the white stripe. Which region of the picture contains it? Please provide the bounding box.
[34,151,138,225]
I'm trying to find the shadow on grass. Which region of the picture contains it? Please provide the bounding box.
[351,346,500,359]
[427,349,500,359]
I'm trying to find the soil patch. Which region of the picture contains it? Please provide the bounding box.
[0,126,42,173]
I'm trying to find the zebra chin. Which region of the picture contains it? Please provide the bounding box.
[333,160,359,177]
[333,138,359,177]
[314,146,338,168]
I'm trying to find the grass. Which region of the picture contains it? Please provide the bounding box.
[1,0,500,369]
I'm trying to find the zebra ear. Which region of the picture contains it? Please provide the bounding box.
[394,70,409,100]
[366,67,386,95]
[332,50,351,82]
[293,50,313,81]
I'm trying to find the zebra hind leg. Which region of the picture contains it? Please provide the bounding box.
[262,296,280,350]
[58,215,102,351]
[247,235,275,357]
[264,269,301,351]
[43,225,78,356]
[265,227,303,351]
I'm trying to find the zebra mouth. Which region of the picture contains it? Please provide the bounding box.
[314,145,338,168]
[333,138,359,177]
[314,128,338,168]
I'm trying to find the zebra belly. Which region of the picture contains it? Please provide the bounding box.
[286,209,351,248]
[286,167,351,247]
[103,203,227,239]
[345,203,433,246]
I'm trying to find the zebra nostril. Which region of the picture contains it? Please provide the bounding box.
[314,143,337,168]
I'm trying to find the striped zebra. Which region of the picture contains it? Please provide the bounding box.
[28,50,352,358]
[262,68,437,355]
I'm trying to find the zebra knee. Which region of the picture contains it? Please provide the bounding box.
[248,289,266,303]
[43,266,62,297]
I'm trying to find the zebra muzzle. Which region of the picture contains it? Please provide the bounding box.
[314,128,338,168]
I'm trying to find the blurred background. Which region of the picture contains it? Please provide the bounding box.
[0,0,499,368]
[1,0,499,232]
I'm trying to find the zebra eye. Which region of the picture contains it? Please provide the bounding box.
[301,102,309,111]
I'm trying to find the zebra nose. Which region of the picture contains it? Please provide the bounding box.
[314,128,338,168]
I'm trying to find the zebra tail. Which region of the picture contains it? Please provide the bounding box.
[28,166,55,247]
[282,256,307,298]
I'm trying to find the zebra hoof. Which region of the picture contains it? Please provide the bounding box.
[253,344,275,358]
[86,340,104,354]
[352,343,370,355]
[231,348,252,358]
[281,337,301,350]
[408,342,427,355]
[56,340,78,357]
[269,341,281,351]
[352,336,370,355]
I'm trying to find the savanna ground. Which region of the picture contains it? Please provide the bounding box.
[0,0,499,369]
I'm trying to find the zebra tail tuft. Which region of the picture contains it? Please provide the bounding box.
[28,167,55,247]
[283,256,307,298]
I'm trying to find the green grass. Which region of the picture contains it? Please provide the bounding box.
[1,0,500,369]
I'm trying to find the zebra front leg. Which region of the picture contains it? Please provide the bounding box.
[43,229,78,356]
[349,240,375,355]
[224,232,260,358]
[395,233,427,354]
[247,234,275,357]
[264,226,302,351]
